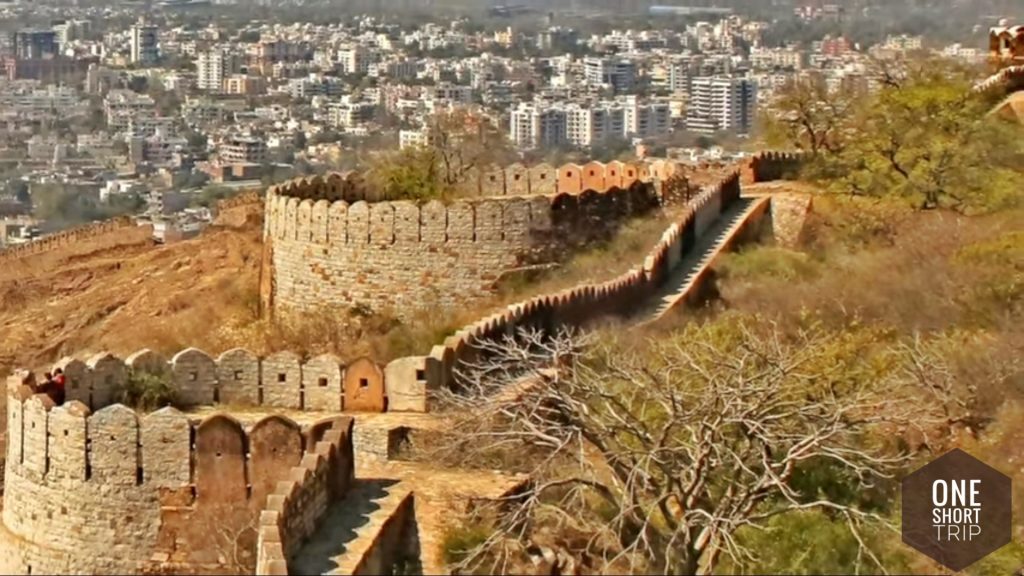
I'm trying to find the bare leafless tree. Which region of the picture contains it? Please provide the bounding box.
[431,322,973,575]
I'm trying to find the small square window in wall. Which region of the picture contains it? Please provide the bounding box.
[278,373,287,383]
[415,369,426,381]
[189,372,198,382]
[359,378,369,389]
[234,370,243,381]
[318,377,328,388]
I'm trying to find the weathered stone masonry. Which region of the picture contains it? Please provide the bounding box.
[261,164,663,320]
[1,377,354,576]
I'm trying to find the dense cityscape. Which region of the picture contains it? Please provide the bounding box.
[0,0,1013,246]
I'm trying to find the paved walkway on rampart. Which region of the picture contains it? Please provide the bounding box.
[636,196,769,326]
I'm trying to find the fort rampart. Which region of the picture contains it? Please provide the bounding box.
[255,419,355,575]
[260,162,690,319]
[743,151,805,183]
[1,376,354,575]
[47,346,420,415]
[0,216,154,279]
[415,170,743,401]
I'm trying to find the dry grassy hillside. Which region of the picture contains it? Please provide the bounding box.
[0,222,262,377]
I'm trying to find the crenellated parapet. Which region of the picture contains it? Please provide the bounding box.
[975,65,1024,96]
[1,374,356,575]
[419,171,743,395]
[256,418,354,575]
[261,161,675,320]
[742,151,806,184]
[41,347,417,415]
[0,216,154,267]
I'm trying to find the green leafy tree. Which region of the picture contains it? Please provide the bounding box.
[368,108,515,201]
[768,58,1024,213]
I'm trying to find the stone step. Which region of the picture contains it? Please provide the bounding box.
[289,479,414,575]
[638,197,767,324]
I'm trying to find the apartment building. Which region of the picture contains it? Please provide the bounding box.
[328,101,375,129]
[583,56,636,92]
[686,76,757,135]
[566,102,625,147]
[130,24,159,65]
[509,102,567,150]
[104,89,156,131]
[196,50,225,92]
[749,47,805,70]
[622,96,671,138]
[219,135,268,164]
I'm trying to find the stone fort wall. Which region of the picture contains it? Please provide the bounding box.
[416,170,743,400]
[49,346,421,415]
[1,378,354,575]
[261,161,694,320]
[743,151,805,184]
[0,216,154,280]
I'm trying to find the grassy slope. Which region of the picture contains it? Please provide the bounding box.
[703,193,1024,575]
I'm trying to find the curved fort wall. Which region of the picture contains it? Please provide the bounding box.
[46,347,410,414]
[261,162,675,319]
[413,152,804,401]
[2,375,354,575]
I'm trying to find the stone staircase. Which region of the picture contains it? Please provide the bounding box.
[637,196,769,325]
[289,479,414,576]
[283,194,773,576]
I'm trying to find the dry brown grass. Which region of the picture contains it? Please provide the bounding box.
[497,209,675,305]
[709,195,1024,335]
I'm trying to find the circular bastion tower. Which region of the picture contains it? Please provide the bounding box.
[259,162,663,320]
[1,353,355,576]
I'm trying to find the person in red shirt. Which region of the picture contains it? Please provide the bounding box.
[52,368,66,405]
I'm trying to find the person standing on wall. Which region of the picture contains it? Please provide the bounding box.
[52,368,66,405]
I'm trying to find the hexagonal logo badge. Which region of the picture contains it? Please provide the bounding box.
[902,449,1012,571]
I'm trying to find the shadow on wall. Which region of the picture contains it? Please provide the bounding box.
[2,382,355,575]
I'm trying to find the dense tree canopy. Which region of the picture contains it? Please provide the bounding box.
[764,59,1024,213]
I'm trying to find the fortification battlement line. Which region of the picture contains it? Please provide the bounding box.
[258,157,785,320]
[3,370,356,575]
[0,151,802,574]
[21,346,424,414]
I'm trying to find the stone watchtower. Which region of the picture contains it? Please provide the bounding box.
[260,163,659,320]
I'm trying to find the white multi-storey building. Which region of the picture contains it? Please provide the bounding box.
[509,102,567,150]
[566,102,626,147]
[196,51,225,92]
[583,56,636,92]
[104,90,156,131]
[622,96,671,139]
[130,24,159,65]
[749,47,805,70]
[686,76,758,136]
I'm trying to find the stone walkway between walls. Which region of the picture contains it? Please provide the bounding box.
[288,478,413,575]
[194,191,775,575]
[289,459,528,576]
[637,195,769,326]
